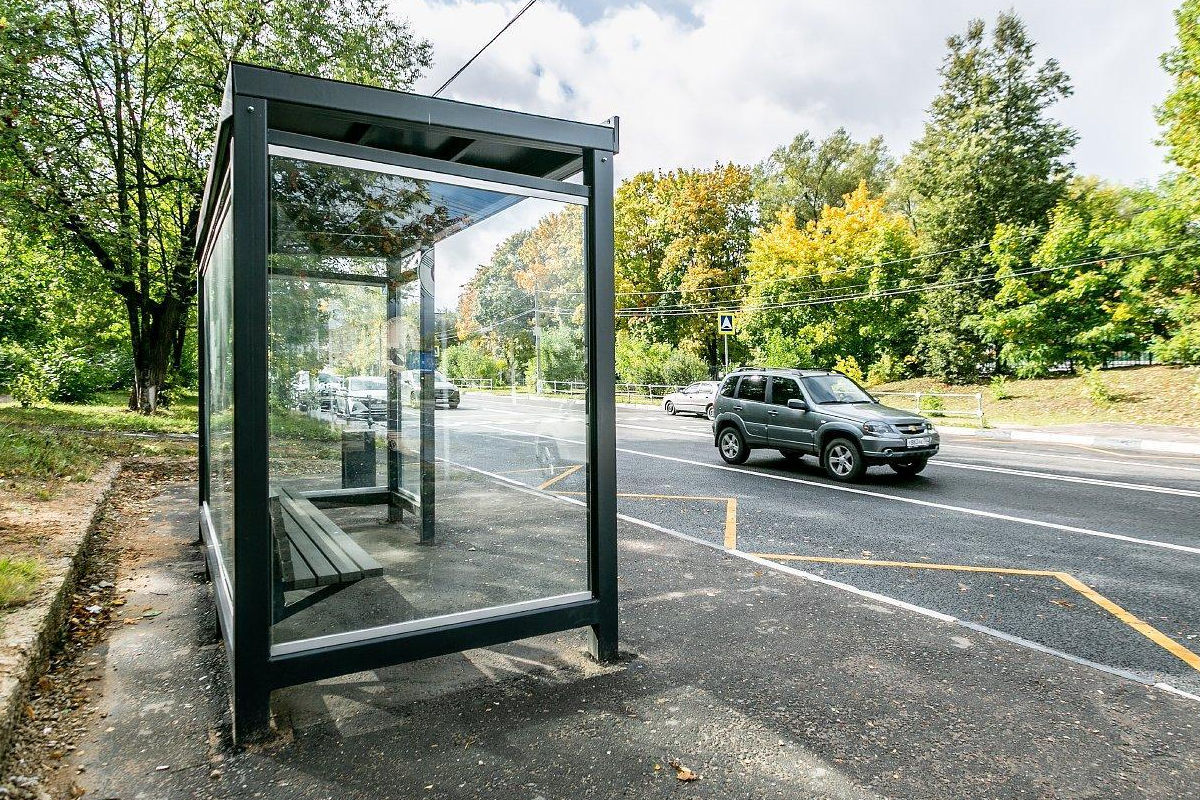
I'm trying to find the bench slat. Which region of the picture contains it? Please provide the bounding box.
[284,533,318,590]
[280,488,364,582]
[297,497,383,579]
[278,499,341,587]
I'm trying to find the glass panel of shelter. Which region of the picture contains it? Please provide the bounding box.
[265,148,590,653]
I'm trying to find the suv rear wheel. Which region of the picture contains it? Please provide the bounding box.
[718,427,749,465]
[822,437,865,482]
[705,403,715,420]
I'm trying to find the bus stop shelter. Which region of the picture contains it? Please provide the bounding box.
[196,63,618,742]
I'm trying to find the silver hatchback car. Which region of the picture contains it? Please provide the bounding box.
[662,381,719,419]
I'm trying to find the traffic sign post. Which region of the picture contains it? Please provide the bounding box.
[717,313,735,370]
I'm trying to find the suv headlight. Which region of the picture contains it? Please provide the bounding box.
[862,421,893,435]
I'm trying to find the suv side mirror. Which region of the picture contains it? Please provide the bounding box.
[786,398,807,411]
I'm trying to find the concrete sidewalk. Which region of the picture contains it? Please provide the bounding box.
[73,483,1199,799]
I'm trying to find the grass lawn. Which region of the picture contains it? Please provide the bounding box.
[0,390,198,436]
[0,391,197,496]
[873,365,1200,429]
[0,557,40,609]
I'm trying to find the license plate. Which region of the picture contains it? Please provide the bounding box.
[907,436,932,448]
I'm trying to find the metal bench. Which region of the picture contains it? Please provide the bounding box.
[270,485,383,622]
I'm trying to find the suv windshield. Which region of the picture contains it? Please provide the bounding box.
[349,377,386,392]
[802,374,873,404]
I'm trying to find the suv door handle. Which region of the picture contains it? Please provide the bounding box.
[733,404,744,410]
[767,410,779,416]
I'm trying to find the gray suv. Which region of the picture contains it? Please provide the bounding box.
[712,367,939,481]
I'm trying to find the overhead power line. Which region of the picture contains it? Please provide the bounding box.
[432,0,538,98]
[615,242,1200,318]
[535,241,991,300]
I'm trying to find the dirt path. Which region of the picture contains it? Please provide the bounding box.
[1,459,195,800]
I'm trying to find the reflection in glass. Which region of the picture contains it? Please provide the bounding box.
[266,151,589,651]
[203,212,235,592]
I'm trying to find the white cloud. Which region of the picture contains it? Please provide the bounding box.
[395,0,1178,307]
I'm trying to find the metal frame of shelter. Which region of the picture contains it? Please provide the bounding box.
[196,63,618,743]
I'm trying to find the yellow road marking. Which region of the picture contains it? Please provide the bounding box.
[724,498,738,550]
[751,554,1200,673]
[538,463,583,490]
[1054,572,1200,673]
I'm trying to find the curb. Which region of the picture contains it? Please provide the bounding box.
[0,461,122,772]
[937,425,1200,455]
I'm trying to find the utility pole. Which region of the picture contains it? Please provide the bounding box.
[533,281,542,394]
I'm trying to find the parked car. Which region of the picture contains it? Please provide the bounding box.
[712,367,939,481]
[315,371,341,412]
[662,381,719,419]
[400,369,461,409]
[335,375,388,420]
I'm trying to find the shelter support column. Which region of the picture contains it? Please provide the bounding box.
[584,148,618,663]
[419,249,436,544]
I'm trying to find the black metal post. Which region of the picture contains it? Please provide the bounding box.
[584,148,618,662]
[197,270,208,546]
[419,249,436,544]
[230,94,272,743]
[386,265,403,523]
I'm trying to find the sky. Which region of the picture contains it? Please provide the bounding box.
[393,0,1180,308]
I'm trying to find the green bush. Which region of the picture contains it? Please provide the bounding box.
[443,342,505,383]
[919,393,945,415]
[615,331,673,384]
[989,374,1012,401]
[1080,366,1117,405]
[527,326,586,385]
[661,350,708,386]
[833,355,865,384]
[865,353,905,386]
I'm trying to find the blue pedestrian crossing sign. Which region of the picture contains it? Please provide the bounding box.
[717,313,736,335]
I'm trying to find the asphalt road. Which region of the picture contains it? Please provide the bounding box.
[436,392,1200,697]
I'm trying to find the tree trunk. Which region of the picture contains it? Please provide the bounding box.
[128,293,188,414]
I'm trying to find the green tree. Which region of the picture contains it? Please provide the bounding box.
[752,128,893,228]
[614,164,753,366]
[1152,0,1200,363]
[977,180,1151,375]
[899,11,1077,381]
[740,184,920,376]
[0,0,431,411]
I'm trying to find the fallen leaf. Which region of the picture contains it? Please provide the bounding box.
[143,609,162,618]
[1050,598,1075,609]
[668,759,698,782]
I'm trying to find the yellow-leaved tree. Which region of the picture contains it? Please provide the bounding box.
[739,183,919,385]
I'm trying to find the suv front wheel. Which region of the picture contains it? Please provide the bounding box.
[890,458,928,476]
[822,437,865,482]
[717,427,750,465]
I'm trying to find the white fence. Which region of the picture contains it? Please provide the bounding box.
[871,390,985,427]
[615,383,683,402]
[452,377,495,390]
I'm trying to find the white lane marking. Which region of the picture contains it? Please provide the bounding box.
[941,443,1200,476]
[473,423,1200,556]
[618,422,711,439]
[452,441,1200,701]
[928,460,1200,498]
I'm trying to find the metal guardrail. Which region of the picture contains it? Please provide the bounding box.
[451,377,495,390]
[540,380,587,395]
[615,383,683,401]
[871,390,985,427]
